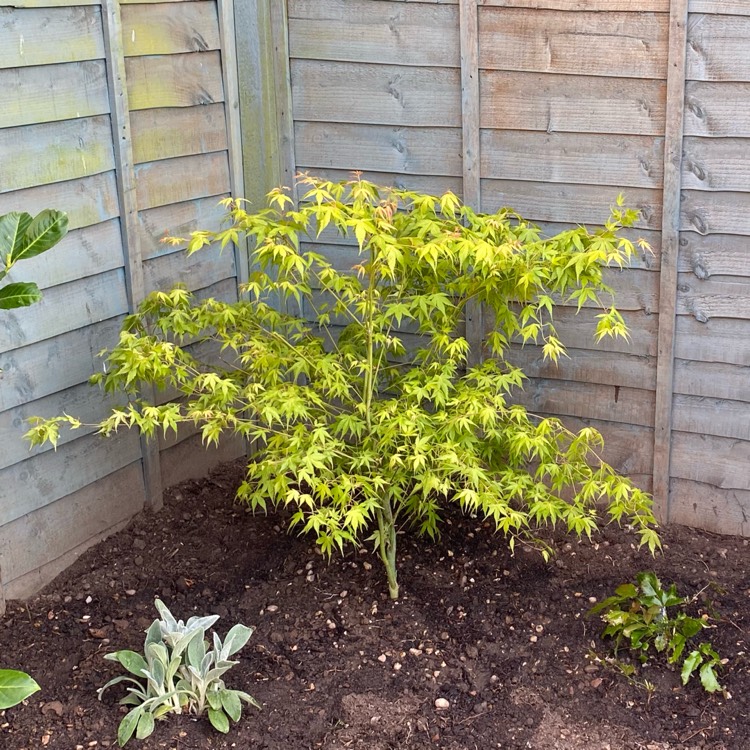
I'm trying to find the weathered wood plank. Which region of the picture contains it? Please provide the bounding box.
[288,0,459,67]
[690,1,750,15]
[131,104,228,164]
[685,82,750,137]
[512,379,655,427]
[0,116,115,193]
[143,244,236,295]
[0,317,124,412]
[673,394,750,441]
[295,122,463,176]
[508,345,656,390]
[478,8,669,79]
[481,131,664,189]
[669,477,749,537]
[682,137,750,191]
[687,13,750,82]
[159,431,245,489]
[481,179,662,230]
[0,0,100,6]
[482,0,667,7]
[125,51,224,110]
[0,384,124,471]
[674,316,750,365]
[291,59,461,127]
[653,0,688,522]
[673,358,750,400]
[0,172,119,230]
[0,60,109,129]
[676,275,750,321]
[134,152,231,211]
[0,430,141,528]
[4,219,123,290]
[121,1,220,56]
[681,190,750,235]
[0,462,144,598]
[481,71,666,135]
[0,269,129,352]
[137,195,230,260]
[678,233,750,278]
[0,6,104,69]
[671,432,750,491]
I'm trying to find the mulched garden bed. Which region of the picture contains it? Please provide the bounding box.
[1,459,748,749]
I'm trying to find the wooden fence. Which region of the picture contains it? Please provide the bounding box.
[0,0,247,607]
[258,0,749,536]
[0,0,748,608]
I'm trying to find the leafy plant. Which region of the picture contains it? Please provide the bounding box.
[0,209,68,309]
[589,572,725,693]
[27,175,659,599]
[98,599,259,746]
[0,669,40,710]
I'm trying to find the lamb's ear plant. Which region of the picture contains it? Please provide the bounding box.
[589,572,725,694]
[98,599,258,746]
[27,175,659,599]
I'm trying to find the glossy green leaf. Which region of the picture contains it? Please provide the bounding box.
[0,282,42,309]
[0,669,40,709]
[8,209,68,263]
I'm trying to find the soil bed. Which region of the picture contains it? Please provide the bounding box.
[1,459,748,749]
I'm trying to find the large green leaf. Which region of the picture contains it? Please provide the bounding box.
[8,209,68,264]
[0,669,40,709]
[208,707,230,734]
[0,212,32,264]
[117,708,141,747]
[0,282,42,309]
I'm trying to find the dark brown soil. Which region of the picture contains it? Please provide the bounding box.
[1,459,748,750]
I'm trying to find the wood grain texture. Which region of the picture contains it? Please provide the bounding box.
[480,179,661,230]
[125,51,224,110]
[0,172,119,230]
[121,1,220,56]
[0,115,115,193]
[0,60,109,129]
[143,243,236,294]
[478,8,669,79]
[0,6,104,69]
[134,152,231,211]
[131,104,228,164]
[295,122,463,175]
[4,219,124,290]
[481,71,666,135]
[0,462,144,597]
[681,190,750,235]
[669,477,749,536]
[482,0,668,7]
[674,316,750,366]
[512,378,656,427]
[301,167,464,198]
[690,1,750,15]
[480,131,664,188]
[678,233,750,278]
[687,13,750,82]
[0,269,129,351]
[673,358,750,400]
[137,195,230,260]
[159,430,245,489]
[682,137,750,191]
[670,431,750,490]
[0,317,124,412]
[0,430,141,527]
[676,275,750,321]
[288,0,459,67]
[673,394,750,440]
[685,82,750,137]
[291,60,461,127]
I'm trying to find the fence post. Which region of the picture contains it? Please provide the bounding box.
[101,0,163,511]
[653,0,690,523]
[459,0,483,365]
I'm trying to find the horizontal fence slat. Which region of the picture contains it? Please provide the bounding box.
[682,136,750,191]
[0,115,115,193]
[0,269,129,351]
[669,477,750,536]
[673,394,750,440]
[685,81,750,137]
[0,6,104,69]
[671,432,750,490]
[480,71,666,135]
[134,152,231,211]
[480,130,664,189]
[674,316,750,365]
[679,232,750,278]
[291,60,461,127]
[687,13,750,82]
[288,0,459,67]
[673,359,750,400]
[481,0,667,7]
[681,189,750,235]
[125,50,225,110]
[676,274,750,321]
[478,8,669,79]
[121,0,221,56]
[131,103,228,164]
[143,244,236,295]
[0,60,109,129]
[295,122,463,176]
[0,317,125,412]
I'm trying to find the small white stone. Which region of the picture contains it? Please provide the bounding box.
[266,605,279,613]
[393,662,402,671]
[377,654,387,663]
[435,698,450,710]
